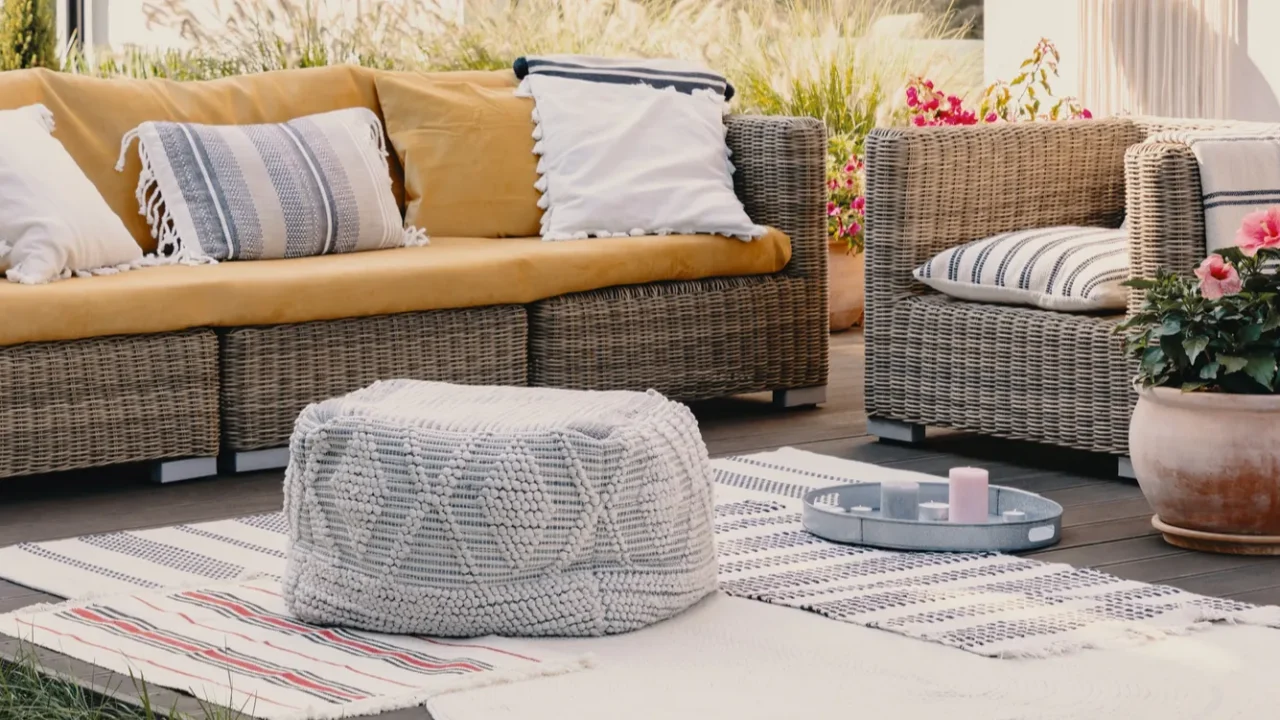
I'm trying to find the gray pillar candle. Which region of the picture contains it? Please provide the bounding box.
[880,480,920,520]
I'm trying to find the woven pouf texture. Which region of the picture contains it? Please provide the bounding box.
[282,380,719,637]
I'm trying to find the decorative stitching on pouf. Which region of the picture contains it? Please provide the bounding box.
[282,381,719,637]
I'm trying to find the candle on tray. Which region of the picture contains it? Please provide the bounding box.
[1002,509,1027,522]
[918,501,949,522]
[849,505,873,515]
[880,480,920,520]
[948,467,989,523]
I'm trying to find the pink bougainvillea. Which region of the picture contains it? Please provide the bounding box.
[827,39,1091,254]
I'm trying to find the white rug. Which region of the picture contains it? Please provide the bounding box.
[3,449,1277,662]
[427,593,1280,720]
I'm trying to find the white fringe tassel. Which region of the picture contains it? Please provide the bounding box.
[116,126,214,266]
[402,226,430,247]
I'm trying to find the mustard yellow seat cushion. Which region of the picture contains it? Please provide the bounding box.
[0,230,791,346]
[376,70,543,238]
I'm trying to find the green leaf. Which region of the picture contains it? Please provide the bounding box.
[1123,278,1157,289]
[1180,381,1208,392]
[1239,324,1263,343]
[1263,314,1280,332]
[1220,355,1249,374]
[1200,361,1221,380]
[1159,318,1182,336]
[1182,336,1209,364]
[1011,72,1028,84]
[1245,355,1278,390]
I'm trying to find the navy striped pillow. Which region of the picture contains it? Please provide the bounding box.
[913,226,1129,312]
[514,55,735,100]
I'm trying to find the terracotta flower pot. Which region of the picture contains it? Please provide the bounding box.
[1130,387,1280,554]
[828,243,865,332]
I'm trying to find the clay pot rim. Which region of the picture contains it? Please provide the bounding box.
[1140,385,1280,412]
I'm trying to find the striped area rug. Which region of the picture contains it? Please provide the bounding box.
[2,448,1278,716]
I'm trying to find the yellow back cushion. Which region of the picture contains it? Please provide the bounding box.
[375,70,543,238]
[0,66,400,252]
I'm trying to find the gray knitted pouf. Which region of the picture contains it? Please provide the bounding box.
[282,380,719,637]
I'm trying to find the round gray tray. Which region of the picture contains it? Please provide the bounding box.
[802,482,1064,552]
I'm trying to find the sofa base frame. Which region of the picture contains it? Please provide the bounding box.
[1118,456,1136,480]
[868,418,926,444]
[220,447,291,474]
[773,386,827,408]
[151,456,219,484]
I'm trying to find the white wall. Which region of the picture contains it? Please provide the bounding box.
[983,0,1082,96]
[983,0,1280,121]
[1234,0,1280,121]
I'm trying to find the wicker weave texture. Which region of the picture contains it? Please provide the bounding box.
[220,307,528,452]
[530,275,825,400]
[875,296,1133,454]
[0,330,219,477]
[863,120,1142,454]
[1124,142,1207,312]
[529,115,829,400]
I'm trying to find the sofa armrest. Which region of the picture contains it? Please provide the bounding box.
[862,119,1140,306]
[1123,142,1206,312]
[726,115,827,280]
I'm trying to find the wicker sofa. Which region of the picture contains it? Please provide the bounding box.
[862,117,1209,473]
[0,68,828,482]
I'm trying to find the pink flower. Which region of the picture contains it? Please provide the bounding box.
[848,221,862,236]
[984,112,998,123]
[1235,207,1280,256]
[843,161,857,173]
[826,201,839,217]
[947,95,962,107]
[924,79,934,90]
[852,196,865,212]
[1080,109,1093,119]
[827,178,838,191]
[911,115,927,126]
[1194,254,1243,300]
[925,98,940,112]
[844,177,855,189]
[905,86,918,101]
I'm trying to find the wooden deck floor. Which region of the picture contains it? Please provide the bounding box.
[2,329,1278,717]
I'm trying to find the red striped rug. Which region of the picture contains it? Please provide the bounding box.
[2,575,590,720]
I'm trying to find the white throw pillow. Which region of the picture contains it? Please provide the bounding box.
[913,226,1129,312]
[0,104,142,284]
[516,64,763,242]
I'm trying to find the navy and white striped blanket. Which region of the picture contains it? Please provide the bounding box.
[1148,125,1280,253]
[513,54,734,100]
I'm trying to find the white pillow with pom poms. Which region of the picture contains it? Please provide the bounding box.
[0,104,141,284]
[514,55,764,242]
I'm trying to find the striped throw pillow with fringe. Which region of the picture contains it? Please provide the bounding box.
[117,107,427,264]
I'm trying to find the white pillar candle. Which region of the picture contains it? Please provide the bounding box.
[1002,509,1027,522]
[918,501,949,522]
[880,480,920,520]
[948,467,990,523]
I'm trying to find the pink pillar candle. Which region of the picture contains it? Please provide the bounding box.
[948,467,990,523]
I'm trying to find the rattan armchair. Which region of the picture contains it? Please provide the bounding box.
[862,118,1213,470]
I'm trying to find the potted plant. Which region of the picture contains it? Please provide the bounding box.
[1118,208,1280,554]
[826,136,866,331]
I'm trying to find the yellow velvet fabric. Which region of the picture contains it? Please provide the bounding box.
[0,231,791,346]
[0,66,403,253]
[376,70,543,238]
